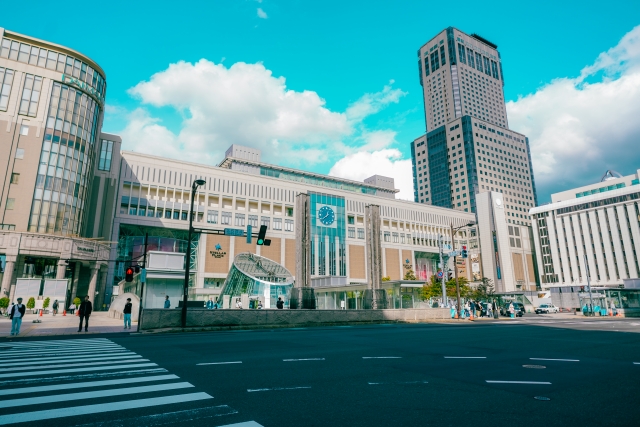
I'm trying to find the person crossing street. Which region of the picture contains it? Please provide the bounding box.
[10,297,26,336]
[78,296,92,332]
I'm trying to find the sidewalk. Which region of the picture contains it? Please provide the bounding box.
[0,311,132,337]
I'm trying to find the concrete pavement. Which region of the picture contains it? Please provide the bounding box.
[0,312,130,337]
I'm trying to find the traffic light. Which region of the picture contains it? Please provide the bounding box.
[125,267,134,282]
[257,225,267,245]
[134,265,141,273]
[461,245,468,258]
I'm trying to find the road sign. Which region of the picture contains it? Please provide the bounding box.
[437,271,443,278]
[448,250,460,257]
[224,228,244,237]
[443,244,452,251]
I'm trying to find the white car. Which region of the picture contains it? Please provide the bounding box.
[535,304,559,314]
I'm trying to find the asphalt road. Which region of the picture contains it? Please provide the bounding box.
[1,318,640,426]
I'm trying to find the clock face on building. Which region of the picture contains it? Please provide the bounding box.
[318,206,336,226]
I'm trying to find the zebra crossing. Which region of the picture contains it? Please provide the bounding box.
[0,338,214,425]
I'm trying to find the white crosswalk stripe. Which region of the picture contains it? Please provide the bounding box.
[0,338,214,425]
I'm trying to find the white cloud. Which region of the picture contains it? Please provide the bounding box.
[120,59,410,182]
[508,25,640,201]
[329,149,414,200]
[257,8,268,19]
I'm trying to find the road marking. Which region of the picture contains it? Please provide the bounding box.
[0,368,168,387]
[72,406,239,427]
[1,343,123,351]
[362,357,402,359]
[368,381,428,385]
[283,358,325,361]
[530,358,579,362]
[0,338,111,347]
[0,374,179,396]
[247,386,311,392]
[0,382,194,409]
[444,356,487,359]
[0,392,213,424]
[197,361,242,365]
[633,362,640,365]
[486,381,552,384]
[1,354,141,367]
[0,346,125,358]
[0,362,158,379]
[1,357,146,372]
[217,422,264,427]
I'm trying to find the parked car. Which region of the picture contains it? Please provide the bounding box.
[535,304,559,314]
[500,302,525,317]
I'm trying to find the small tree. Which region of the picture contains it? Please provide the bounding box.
[43,297,50,309]
[381,276,391,282]
[471,277,495,301]
[26,297,36,310]
[403,268,417,281]
[0,297,9,314]
[73,297,81,306]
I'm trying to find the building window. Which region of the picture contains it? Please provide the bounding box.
[147,207,155,217]
[15,148,24,159]
[10,173,19,184]
[357,228,365,239]
[0,68,15,111]
[401,234,406,244]
[129,206,137,216]
[348,216,355,225]
[392,232,399,243]
[273,218,282,230]
[348,227,355,238]
[138,207,146,216]
[384,232,391,242]
[261,216,270,228]
[235,213,245,227]
[248,214,258,227]
[221,211,232,225]
[6,198,15,210]
[207,210,218,224]
[457,44,466,64]
[98,140,114,171]
[181,211,188,221]
[285,207,294,217]
[285,219,293,232]
[19,74,42,117]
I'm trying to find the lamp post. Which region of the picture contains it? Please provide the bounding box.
[450,221,476,318]
[182,179,206,329]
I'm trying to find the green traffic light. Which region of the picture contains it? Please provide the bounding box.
[258,239,264,245]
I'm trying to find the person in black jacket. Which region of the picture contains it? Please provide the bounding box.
[78,296,92,332]
[10,297,26,336]
[276,297,284,309]
[123,298,132,329]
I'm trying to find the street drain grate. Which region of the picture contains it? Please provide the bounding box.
[534,396,551,401]
[523,364,546,369]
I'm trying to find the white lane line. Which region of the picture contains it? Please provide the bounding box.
[1,343,123,351]
[0,374,179,396]
[362,357,402,359]
[217,422,264,427]
[0,362,158,379]
[633,362,640,365]
[0,348,127,359]
[0,382,194,409]
[444,356,487,359]
[247,386,311,392]
[486,381,552,385]
[217,422,263,427]
[530,358,579,362]
[2,357,145,372]
[0,368,168,386]
[368,381,428,385]
[1,354,140,367]
[0,346,125,357]
[0,392,212,424]
[282,358,325,362]
[197,361,242,366]
[0,338,113,347]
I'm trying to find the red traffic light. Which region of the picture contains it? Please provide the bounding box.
[125,267,134,283]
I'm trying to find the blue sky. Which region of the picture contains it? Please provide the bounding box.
[3,1,640,202]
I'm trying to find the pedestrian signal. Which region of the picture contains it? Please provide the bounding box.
[257,225,267,245]
[125,267,134,282]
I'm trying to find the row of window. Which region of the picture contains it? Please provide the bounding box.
[0,38,106,95]
[457,43,500,80]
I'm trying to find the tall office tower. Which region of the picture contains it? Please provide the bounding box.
[411,27,538,226]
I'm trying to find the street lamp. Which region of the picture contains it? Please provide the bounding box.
[182,178,206,328]
[450,221,475,318]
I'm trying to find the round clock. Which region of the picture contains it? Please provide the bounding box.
[318,206,335,226]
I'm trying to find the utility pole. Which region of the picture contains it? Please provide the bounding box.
[136,233,148,333]
[182,179,206,328]
[438,234,447,307]
[451,223,461,318]
[584,253,595,316]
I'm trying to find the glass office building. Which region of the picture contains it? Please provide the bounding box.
[219,253,294,308]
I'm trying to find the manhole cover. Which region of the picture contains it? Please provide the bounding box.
[523,364,546,369]
[534,396,551,401]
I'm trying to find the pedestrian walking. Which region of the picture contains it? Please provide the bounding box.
[470,300,476,318]
[492,300,499,319]
[509,302,515,319]
[52,299,59,316]
[206,298,214,309]
[68,302,76,314]
[464,301,470,318]
[164,295,171,309]
[276,297,284,309]
[486,302,493,318]
[611,301,617,316]
[257,300,263,309]
[123,298,132,329]
[78,296,92,332]
[10,297,25,336]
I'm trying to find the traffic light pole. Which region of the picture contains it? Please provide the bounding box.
[182,179,206,329]
[451,223,461,318]
[136,233,148,333]
[438,235,447,307]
